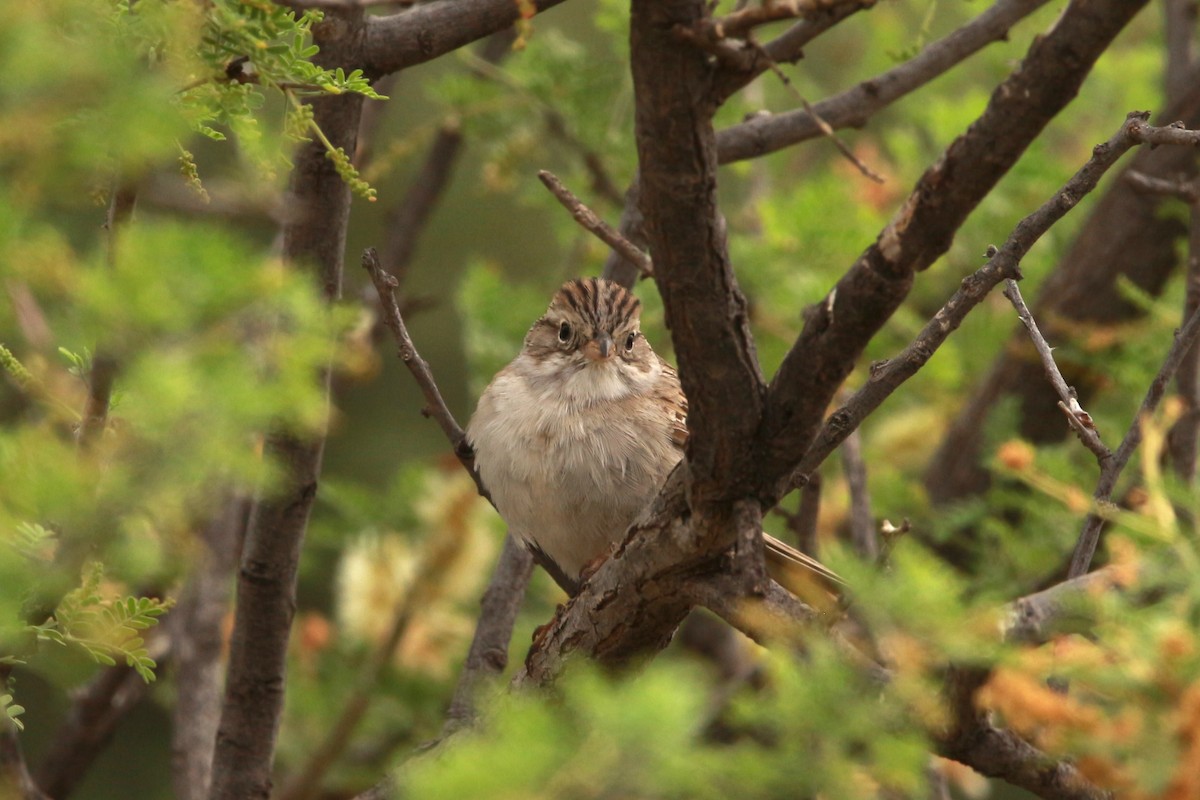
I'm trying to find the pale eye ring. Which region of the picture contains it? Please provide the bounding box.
[558,321,572,343]
[624,332,637,352]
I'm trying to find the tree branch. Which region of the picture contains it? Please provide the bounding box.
[537,170,653,279]
[1003,279,1113,463]
[707,0,877,102]
[361,248,483,492]
[171,495,248,800]
[1068,298,1200,577]
[207,12,366,800]
[714,0,1053,164]
[924,65,1200,508]
[34,638,170,799]
[755,0,1150,504]
[1002,566,1129,644]
[361,249,539,729]
[362,0,568,78]
[632,0,766,508]
[442,535,534,734]
[938,688,1111,800]
[841,430,877,561]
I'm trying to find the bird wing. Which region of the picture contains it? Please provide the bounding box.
[656,361,690,451]
[763,533,847,588]
[659,358,846,591]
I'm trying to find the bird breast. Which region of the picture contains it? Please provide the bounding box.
[468,362,680,579]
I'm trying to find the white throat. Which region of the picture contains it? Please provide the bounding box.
[519,355,661,408]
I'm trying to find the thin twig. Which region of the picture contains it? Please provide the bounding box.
[361,247,484,493]
[442,535,534,734]
[841,430,878,560]
[764,59,885,183]
[1068,300,1200,577]
[362,247,538,734]
[1125,169,1200,202]
[793,473,822,557]
[715,0,1055,164]
[537,171,653,278]
[1132,121,1200,147]
[1003,279,1113,463]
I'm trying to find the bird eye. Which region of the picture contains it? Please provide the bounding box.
[624,332,637,352]
[558,321,572,343]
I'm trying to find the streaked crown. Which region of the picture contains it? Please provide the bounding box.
[548,278,641,332]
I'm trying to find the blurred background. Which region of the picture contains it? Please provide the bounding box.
[0,0,1187,797]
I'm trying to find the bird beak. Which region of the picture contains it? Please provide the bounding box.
[583,333,613,361]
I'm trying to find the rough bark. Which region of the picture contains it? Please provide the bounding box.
[632,0,766,508]
[362,0,568,78]
[206,11,366,800]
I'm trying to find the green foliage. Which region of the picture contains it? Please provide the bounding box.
[30,565,170,683]
[1,692,25,731]
[0,0,371,751]
[405,653,931,800]
[171,0,385,197]
[457,260,552,393]
[0,0,1189,796]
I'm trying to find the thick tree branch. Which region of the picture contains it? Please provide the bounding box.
[755,0,1150,504]
[207,12,366,800]
[171,495,248,800]
[516,0,1149,693]
[515,474,752,684]
[707,0,877,102]
[715,0,1053,164]
[362,0,567,78]
[632,0,766,508]
[1002,566,1129,644]
[938,690,1110,800]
